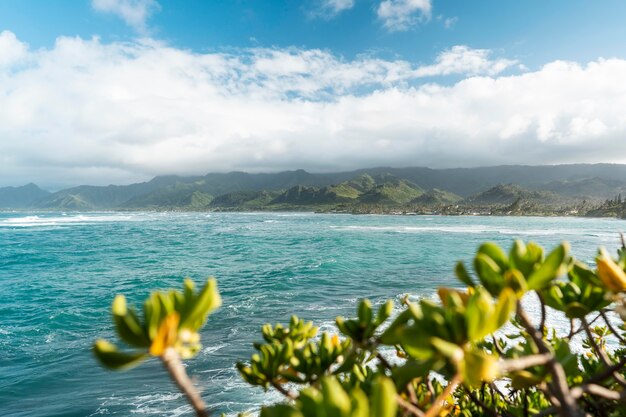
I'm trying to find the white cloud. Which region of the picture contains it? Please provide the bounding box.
[1,32,626,187]
[443,16,458,29]
[313,0,355,19]
[377,0,432,31]
[414,45,518,77]
[91,0,160,33]
[0,30,28,67]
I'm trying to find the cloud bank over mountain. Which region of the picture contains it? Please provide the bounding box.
[1,30,625,187]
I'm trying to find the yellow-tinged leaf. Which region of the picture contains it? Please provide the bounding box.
[494,288,517,329]
[438,287,469,307]
[461,350,498,387]
[149,312,180,356]
[597,248,626,292]
[112,295,127,316]
[93,339,147,370]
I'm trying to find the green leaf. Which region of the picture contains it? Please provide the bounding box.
[474,254,504,295]
[391,359,436,388]
[260,404,304,417]
[357,299,372,325]
[370,376,397,417]
[466,289,494,341]
[527,242,569,290]
[180,278,221,330]
[379,309,413,345]
[570,261,602,287]
[455,261,475,287]
[493,288,516,330]
[349,388,369,417]
[299,387,323,417]
[376,300,393,325]
[93,339,147,370]
[430,337,463,362]
[113,307,150,348]
[144,294,161,341]
[503,269,528,295]
[478,242,509,270]
[564,302,590,319]
[321,377,351,417]
[509,240,534,277]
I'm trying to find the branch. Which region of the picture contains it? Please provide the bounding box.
[271,381,297,400]
[397,395,425,417]
[492,336,504,355]
[600,309,626,345]
[161,348,209,417]
[489,383,513,405]
[426,378,436,404]
[536,406,558,417]
[581,316,626,388]
[568,313,602,339]
[516,302,582,417]
[499,354,552,373]
[586,356,626,385]
[571,384,626,401]
[424,373,461,417]
[377,352,393,370]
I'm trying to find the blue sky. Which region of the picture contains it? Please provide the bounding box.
[4,1,626,69]
[1,0,626,188]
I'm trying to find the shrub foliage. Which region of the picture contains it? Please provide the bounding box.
[94,240,626,417]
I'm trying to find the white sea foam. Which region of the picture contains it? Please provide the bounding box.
[0,214,144,228]
[202,343,228,355]
[329,224,610,237]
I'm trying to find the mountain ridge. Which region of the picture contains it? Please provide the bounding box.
[3,163,626,212]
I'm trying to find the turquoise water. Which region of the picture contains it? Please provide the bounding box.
[1,212,623,416]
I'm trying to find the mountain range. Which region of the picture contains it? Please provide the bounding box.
[1,164,626,213]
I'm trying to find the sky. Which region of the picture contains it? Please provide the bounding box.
[2,1,626,188]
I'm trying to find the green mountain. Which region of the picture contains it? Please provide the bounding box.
[0,183,50,209]
[7,163,626,211]
[411,189,462,206]
[210,190,279,210]
[585,196,626,218]
[358,174,423,204]
[463,184,567,206]
[267,174,422,207]
[35,176,186,210]
[270,184,359,206]
[538,177,626,200]
[122,181,213,209]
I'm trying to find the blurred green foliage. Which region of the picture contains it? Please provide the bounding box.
[96,240,626,417]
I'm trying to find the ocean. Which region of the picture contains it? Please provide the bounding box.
[0,212,623,416]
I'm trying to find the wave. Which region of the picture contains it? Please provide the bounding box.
[329,224,609,237]
[0,214,143,228]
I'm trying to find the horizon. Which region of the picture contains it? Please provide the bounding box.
[2,1,626,188]
[6,161,626,192]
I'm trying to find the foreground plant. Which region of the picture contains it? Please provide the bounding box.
[95,240,626,417]
[237,240,626,417]
[93,278,221,417]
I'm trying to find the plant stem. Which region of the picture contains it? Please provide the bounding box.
[517,302,582,417]
[499,354,552,372]
[271,381,297,400]
[581,317,626,388]
[600,309,626,345]
[397,395,425,417]
[161,347,209,417]
[423,373,461,417]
